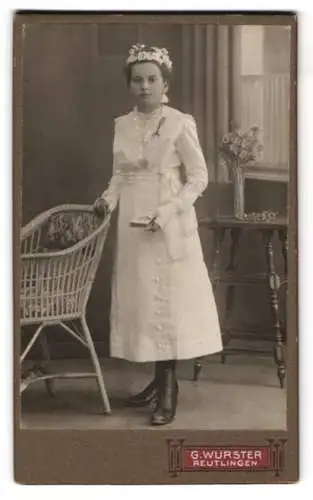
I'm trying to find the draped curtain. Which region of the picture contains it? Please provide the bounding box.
[179,25,235,219]
[180,25,234,186]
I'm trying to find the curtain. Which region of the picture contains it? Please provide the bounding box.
[180,24,233,185]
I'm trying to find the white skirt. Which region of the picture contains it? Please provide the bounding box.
[108,175,223,362]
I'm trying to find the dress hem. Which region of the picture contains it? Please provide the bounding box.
[109,347,224,363]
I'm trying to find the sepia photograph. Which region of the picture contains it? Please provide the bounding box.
[17,16,293,432]
[13,13,298,484]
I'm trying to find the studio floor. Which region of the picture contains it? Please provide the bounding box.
[20,355,287,430]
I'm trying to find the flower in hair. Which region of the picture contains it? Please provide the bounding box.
[126,43,173,71]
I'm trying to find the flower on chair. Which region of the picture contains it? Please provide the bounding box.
[42,212,102,250]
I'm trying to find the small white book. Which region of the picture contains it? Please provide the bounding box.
[129,215,155,228]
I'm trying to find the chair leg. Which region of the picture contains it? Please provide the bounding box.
[20,323,45,363]
[39,331,56,397]
[21,324,55,396]
[80,316,111,414]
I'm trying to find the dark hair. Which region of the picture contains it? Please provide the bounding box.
[123,60,172,87]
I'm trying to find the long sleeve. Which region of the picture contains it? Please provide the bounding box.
[155,115,208,229]
[100,120,123,212]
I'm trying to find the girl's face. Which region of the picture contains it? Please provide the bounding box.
[129,62,168,112]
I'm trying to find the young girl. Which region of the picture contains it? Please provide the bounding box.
[94,43,223,426]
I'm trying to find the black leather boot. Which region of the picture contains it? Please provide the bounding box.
[127,363,161,407]
[128,380,157,407]
[151,361,178,426]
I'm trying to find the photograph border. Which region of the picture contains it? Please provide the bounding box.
[13,11,298,484]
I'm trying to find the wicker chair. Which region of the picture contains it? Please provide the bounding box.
[20,204,111,414]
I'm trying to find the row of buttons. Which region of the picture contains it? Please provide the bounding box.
[153,258,163,286]
[153,253,170,334]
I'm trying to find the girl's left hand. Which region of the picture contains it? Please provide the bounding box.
[145,217,160,232]
[93,197,110,218]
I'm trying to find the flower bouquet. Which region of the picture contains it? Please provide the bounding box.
[219,126,263,218]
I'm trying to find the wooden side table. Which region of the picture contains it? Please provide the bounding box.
[194,216,288,388]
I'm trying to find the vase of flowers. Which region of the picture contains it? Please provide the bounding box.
[232,160,245,218]
[219,126,263,218]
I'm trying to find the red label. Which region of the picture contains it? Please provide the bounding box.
[183,447,270,470]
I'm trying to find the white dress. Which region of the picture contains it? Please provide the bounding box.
[102,105,223,362]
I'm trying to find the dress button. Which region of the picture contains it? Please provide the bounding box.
[153,276,160,283]
[157,325,163,331]
[156,258,162,264]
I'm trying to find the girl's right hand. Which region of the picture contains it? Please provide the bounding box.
[93,197,110,218]
[145,217,161,232]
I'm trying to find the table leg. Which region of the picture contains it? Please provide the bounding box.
[278,229,288,344]
[212,228,226,288]
[193,228,225,381]
[263,230,286,388]
[278,229,288,276]
[227,228,242,272]
[222,228,242,363]
[221,296,233,364]
[193,358,202,382]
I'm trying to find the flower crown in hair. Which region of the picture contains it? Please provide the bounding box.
[126,43,173,72]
